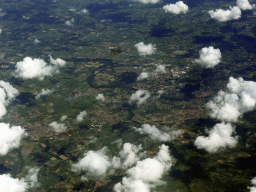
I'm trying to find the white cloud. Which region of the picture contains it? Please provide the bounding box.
[0,28,2,34]
[114,144,172,192]
[129,90,150,105]
[33,38,40,44]
[208,6,241,22]
[135,42,156,56]
[137,72,149,81]
[72,147,111,179]
[195,46,221,68]
[14,56,66,80]
[81,9,89,13]
[65,18,75,26]
[0,123,27,155]
[249,177,256,192]
[0,167,39,192]
[137,65,166,81]
[76,111,87,123]
[25,167,40,188]
[0,81,19,105]
[35,89,54,100]
[157,90,164,98]
[136,0,160,4]
[0,174,28,192]
[60,115,68,122]
[154,65,166,74]
[49,55,66,67]
[49,121,67,133]
[206,77,256,122]
[135,124,181,142]
[237,0,255,10]
[194,122,238,153]
[119,143,143,169]
[96,93,105,102]
[163,1,189,14]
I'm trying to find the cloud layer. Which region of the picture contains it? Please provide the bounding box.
[208,6,241,22]
[14,56,66,80]
[135,42,156,56]
[195,46,221,68]
[163,1,189,14]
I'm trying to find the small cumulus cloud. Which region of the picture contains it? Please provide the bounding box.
[14,56,66,80]
[49,121,67,133]
[137,72,149,81]
[194,122,238,153]
[60,115,68,122]
[96,93,105,102]
[237,0,255,10]
[0,123,27,155]
[129,90,150,105]
[35,89,54,100]
[81,9,89,13]
[208,6,241,22]
[195,46,221,68]
[154,65,166,74]
[135,124,181,142]
[163,1,189,14]
[76,111,87,123]
[137,65,166,81]
[65,18,75,26]
[135,42,156,56]
[136,0,160,4]
[33,38,40,44]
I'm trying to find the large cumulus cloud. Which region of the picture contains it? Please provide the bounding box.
[207,77,256,122]
[0,81,19,118]
[72,147,111,179]
[208,6,241,22]
[114,145,172,192]
[0,123,27,155]
[195,46,221,68]
[0,167,39,192]
[14,56,66,80]
[163,1,189,14]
